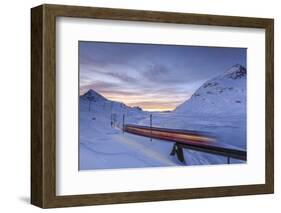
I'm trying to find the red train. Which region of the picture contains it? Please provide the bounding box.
[123,124,246,161]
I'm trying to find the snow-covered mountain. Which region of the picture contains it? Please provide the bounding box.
[175,64,246,116]
[82,89,108,102]
[80,89,143,114]
[80,89,146,131]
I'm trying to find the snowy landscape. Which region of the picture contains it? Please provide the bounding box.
[79,64,247,170]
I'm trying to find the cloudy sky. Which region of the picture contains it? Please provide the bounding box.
[79,41,246,111]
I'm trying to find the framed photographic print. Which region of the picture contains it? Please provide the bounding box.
[31,4,274,208]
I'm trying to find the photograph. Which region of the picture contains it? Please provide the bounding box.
[30,4,274,208]
[78,41,247,170]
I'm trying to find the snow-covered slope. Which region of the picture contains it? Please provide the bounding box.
[80,89,144,120]
[79,89,178,170]
[175,64,246,116]
[79,89,147,142]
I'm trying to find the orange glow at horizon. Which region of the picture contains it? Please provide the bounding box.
[81,89,188,112]
[105,93,184,112]
[130,106,175,112]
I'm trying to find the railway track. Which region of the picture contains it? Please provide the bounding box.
[123,124,247,164]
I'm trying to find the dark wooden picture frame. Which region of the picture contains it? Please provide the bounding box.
[31,4,274,208]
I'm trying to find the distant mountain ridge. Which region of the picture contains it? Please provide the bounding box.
[80,89,143,113]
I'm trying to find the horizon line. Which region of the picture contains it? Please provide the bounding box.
[79,89,185,112]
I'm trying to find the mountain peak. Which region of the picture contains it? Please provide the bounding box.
[84,89,96,95]
[82,89,107,101]
[223,64,246,79]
